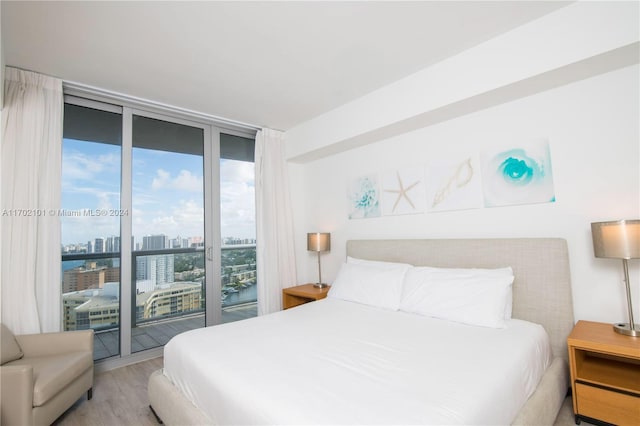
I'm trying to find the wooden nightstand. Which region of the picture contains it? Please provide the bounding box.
[282,284,330,310]
[567,320,640,425]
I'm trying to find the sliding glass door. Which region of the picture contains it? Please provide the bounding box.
[61,100,123,360]
[219,133,257,322]
[61,95,256,362]
[130,113,208,352]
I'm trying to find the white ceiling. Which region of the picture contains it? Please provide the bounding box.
[1,1,570,131]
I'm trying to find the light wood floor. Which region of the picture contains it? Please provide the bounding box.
[54,356,587,426]
[53,357,163,426]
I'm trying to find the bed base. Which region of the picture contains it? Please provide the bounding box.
[148,369,213,425]
[149,359,568,426]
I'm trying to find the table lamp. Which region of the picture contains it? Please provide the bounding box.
[591,219,640,336]
[307,233,330,288]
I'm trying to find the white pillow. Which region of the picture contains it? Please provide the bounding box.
[409,266,514,319]
[399,266,514,328]
[419,266,515,319]
[328,261,410,310]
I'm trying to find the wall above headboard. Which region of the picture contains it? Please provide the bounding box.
[288,63,639,326]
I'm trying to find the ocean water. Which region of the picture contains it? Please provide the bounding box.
[62,260,85,271]
[223,284,257,307]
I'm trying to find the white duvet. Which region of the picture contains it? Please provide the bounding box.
[164,298,552,425]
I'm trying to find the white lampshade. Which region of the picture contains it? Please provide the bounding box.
[591,220,640,260]
[307,233,331,252]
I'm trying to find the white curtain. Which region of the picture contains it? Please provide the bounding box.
[255,128,297,315]
[1,67,63,334]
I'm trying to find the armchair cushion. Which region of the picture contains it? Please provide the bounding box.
[9,352,93,406]
[1,324,23,365]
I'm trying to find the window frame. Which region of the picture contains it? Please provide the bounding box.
[62,85,257,369]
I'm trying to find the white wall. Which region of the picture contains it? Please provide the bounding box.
[288,64,640,324]
[286,1,639,163]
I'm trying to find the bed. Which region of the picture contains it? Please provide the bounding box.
[148,238,575,425]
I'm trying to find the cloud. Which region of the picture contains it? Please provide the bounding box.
[62,150,119,182]
[151,169,202,192]
[220,160,255,239]
[221,160,254,185]
[60,188,120,244]
[62,158,255,245]
[133,199,204,240]
[151,169,170,190]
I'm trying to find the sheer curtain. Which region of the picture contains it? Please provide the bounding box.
[1,67,63,333]
[255,128,297,315]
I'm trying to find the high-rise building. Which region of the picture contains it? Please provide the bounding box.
[94,237,105,253]
[137,282,201,319]
[104,266,120,282]
[64,282,202,331]
[136,254,175,288]
[106,236,120,253]
[63,266,104,293]
[62,261,120,293]
[87,240,93,253]
[142,234,168,250]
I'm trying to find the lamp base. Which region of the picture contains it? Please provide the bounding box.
[613,323,640,337]
[313,283,328,289]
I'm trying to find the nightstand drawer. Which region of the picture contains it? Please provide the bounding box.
[576,382,640,425]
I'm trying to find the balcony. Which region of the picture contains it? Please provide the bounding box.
[62,245,257,360]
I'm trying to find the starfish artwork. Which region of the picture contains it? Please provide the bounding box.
[383,170,422,214]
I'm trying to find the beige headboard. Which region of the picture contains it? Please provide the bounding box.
[347,238,575,363]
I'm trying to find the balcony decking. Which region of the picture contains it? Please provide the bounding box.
[94,303,257,360]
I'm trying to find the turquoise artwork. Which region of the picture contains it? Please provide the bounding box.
[348,174,381,219]
[481,139,555,207]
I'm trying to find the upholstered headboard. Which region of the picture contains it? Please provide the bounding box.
[347,238,575,363]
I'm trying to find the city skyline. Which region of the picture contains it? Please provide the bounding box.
[62,233,257,254]
[61,138,256,246]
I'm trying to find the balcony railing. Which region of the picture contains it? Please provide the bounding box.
[61,245,257,334]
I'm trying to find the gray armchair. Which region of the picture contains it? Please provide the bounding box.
[0,324,94,426]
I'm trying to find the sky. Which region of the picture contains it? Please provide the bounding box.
[61,139,255,246]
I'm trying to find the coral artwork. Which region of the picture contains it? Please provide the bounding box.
[348,174,381,219]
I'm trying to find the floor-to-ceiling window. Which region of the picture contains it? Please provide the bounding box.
[61,94,256,362]
[61,101,123,360]
[219,133,257,321]
[130,114,207,353]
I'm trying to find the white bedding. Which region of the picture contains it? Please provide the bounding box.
[164,298,552,425]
